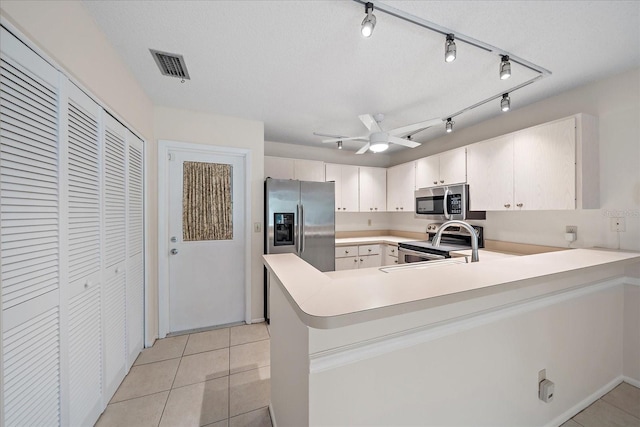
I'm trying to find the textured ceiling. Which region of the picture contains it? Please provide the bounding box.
[83,0,640,154]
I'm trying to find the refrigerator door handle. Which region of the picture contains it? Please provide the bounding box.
[296,204,301,255]
[300,204,305,254]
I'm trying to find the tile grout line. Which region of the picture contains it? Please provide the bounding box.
[599,397,640,421]
[157,336,190,426]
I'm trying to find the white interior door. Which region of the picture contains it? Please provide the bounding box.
[167,149,246,333]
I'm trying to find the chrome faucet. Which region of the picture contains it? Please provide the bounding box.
[432,220,480,262]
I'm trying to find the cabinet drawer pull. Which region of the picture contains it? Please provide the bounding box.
[440,180,444,183]
[115,267,121,274]
[374,207,377,210]
[504,203,511,208]
[517,203,523,208]
[368,248,372,252]
[396,207,399,210]
[345,250,349,254]
[433,181,437,185]
[360,258,364,262]
[354,259,358,263]
[84,280,91,289]
[400,207,404,210]
[370,207,373,211]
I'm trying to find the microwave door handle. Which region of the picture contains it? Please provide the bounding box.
[443,188,450,219]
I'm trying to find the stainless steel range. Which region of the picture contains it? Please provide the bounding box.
[398,223,484,264]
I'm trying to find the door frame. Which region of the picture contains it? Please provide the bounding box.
[157,140,252,337]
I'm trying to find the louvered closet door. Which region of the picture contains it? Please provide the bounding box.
[0,27,61,427]
[65,81,104,427]
[126,132,144,365]
[103,114,127,398]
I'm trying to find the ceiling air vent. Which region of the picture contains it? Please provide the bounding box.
[150,49,190,80]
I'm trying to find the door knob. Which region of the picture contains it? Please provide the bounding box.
[170,248,178,255]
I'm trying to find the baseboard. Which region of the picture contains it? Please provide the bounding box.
[623,376,640,388]
[268,403,277,427]
[544,376,624,427]
[251,317,266,324]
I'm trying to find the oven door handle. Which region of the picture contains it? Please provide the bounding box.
[443,188,450,220]
[398,247,446,260]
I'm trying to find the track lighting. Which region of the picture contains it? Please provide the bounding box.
[361,3,376,38]
[501,94,510,112]
[337,141,343,150]
[445,118,454,133]
[500,55,511,80]
[445,34,456,63]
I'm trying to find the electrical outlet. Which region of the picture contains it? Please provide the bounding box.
[610,217,626,232]
[565,225,577,234]
[367,219,372,226]
[538,369,546,384]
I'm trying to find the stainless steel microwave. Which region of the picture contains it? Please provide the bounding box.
[414,184,486,220]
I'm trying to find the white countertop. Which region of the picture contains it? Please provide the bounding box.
[263,248,640,329]
[335,236,417,246]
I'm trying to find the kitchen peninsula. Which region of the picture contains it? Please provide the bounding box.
[263,249,640,426]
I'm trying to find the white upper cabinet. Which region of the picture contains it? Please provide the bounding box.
[359,167,386,212]
[326,163,359,212]
[513,116,576,210]
[468,116,581,211]
[467,134,515,211]
[264,156,325,182]
[415,147,466,189]
[387,161,415,212]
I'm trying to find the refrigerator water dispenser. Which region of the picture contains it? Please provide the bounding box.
[274,212,294,246]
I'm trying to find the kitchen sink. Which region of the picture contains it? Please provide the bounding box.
[379,257,469,273]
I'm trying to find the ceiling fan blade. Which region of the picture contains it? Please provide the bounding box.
[322,136,369,143]
[313,132,349,139]
[356,143,371,155]
[389,136,421,148]
[388,118,443,137]
[358,114,382,132]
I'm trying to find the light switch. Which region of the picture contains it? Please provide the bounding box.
[254,222,262,233]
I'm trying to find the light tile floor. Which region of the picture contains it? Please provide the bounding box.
[561,382,640,427]
[96,323,272,427]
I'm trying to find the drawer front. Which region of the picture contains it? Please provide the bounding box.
[335,245,358,258]
[358,244,380,256]
[385,245,398,258]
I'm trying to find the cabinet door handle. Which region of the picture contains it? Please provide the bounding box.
[504,203,511,208]
[370,207,373,211]
[400,207,404,210]
[396,207,399,210]
[368,248,372,252]
[433,181,438,185]
[440,180,444,183]
[354,259,358,263]
[517,203,523,208]
[345,250,349,254]
[374,207,377,210]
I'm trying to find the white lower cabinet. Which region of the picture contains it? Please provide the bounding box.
[358,244,382,268]
[335,245,359,271]
[383,245,399,265]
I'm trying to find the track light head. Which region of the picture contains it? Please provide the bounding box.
[337,141,343,150]
[501,93,511,112]
[500,55,511,80]
[445,118,454,133]
[445,34,456,63]
[361,3,376,38]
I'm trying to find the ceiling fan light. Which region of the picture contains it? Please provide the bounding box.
[369,142,389,153]
[445,34,456,63]
[501,93,511,112]
[445,118,454,133]
[500,55,511,80]
[361,3,376,37]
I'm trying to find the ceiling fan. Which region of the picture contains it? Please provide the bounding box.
[316,113,443,154]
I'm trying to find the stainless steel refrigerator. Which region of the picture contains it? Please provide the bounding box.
[264,178,335,320]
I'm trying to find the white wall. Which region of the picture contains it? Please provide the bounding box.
[154,106,265,322]
[389,68,640,251]
[266,140,391,168]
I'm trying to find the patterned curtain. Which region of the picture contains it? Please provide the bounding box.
[182,161,233,241]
